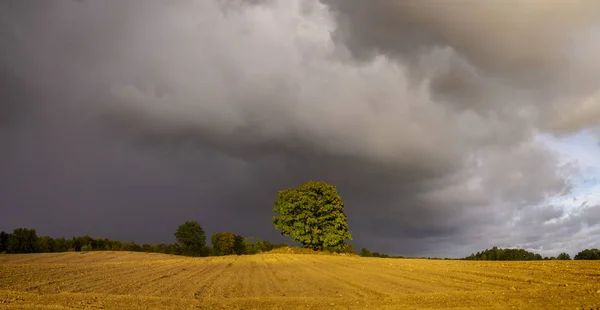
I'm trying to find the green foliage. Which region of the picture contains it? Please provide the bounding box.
[272,180,352,251]
[36,236,56,253]
[233,234,247,255]
[0,231,10,253]
[557,252,571,260]
[141,244,153,252]
[465,246,543,261]
[120,242,142,252]
[371,252,390,258]
[243,237,287,254]
[166,243,181,255]
[175,221,206,256]
[359,247,399,258]
[54,237,69,252]
[211,232,236,256]
[111,240,122,251]
[336,243,356,254]
[153,243,167,253]
[200,246,214,257]
[574,248,600,260]
[3,225,594,262]
[360,248,373,257]
[8,228,38,253]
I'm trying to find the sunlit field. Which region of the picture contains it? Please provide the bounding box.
[1,252,599,309]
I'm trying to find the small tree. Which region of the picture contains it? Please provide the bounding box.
[360,248,373,257]
[557,252,571,260]
[211,232,236,256]
[174,221,206,256]
[272,181,352,251]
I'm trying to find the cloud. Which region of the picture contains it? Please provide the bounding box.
[321,0,600,133]
[0,0,598,256]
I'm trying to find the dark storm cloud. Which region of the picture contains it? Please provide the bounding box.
[0,67,30,127]
[1,0,599,257]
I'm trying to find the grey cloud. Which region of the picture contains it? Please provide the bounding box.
[0,0,598,257]
[321,0,600,133]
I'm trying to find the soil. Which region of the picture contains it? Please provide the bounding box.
[1,251,599,309]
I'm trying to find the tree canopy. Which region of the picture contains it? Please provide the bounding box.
[174,221,206,256]
[272,180,352,251]
[574,248,600,260]
[7,228,38,254]
[211,232,236,256]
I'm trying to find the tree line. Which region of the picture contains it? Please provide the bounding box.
[0,225,287,257]
[463,246,599,261]
[2,181,598,260]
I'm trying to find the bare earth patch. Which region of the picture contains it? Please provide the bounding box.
[0,252,599,309]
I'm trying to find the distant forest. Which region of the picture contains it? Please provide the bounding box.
[0,224,288,257]
[464,246,600,261]
[2,227,599,260]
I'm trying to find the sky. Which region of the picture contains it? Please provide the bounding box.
[1,0,600,258]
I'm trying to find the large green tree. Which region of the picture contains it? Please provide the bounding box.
[272,180,352,251]
[174,221,206,256]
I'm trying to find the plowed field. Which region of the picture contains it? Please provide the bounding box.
[1,251,599,309]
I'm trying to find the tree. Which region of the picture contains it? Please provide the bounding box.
[557,252,571,260]
[360,248,373,257]
[243,237,265,255]
[272,181,352,251]
[211,232,236,256]
[8,228,38,253]
[574,248,600,260]
[166,243,181,255]
[119,242,141,252]
[233,234,247,255]
[0,231,10,253]
[36,236,56,253]
[338,243,356,254]
[54,237,69,252]
[174,221,206,256]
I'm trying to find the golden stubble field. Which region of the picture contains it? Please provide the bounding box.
[0,251,599,309]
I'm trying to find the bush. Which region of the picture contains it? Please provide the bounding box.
[334,243,356,254]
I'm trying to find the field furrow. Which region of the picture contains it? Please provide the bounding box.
[1,252,599,309]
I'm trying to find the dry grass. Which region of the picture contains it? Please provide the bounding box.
[1,251,599,309]
[266,246,357,256]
